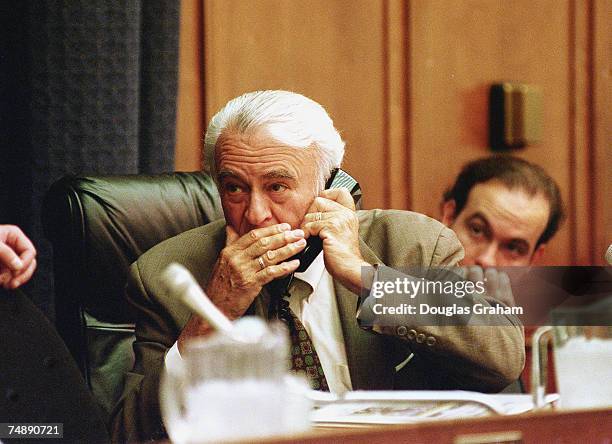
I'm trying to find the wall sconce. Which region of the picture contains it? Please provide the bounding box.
[489,82,543,150]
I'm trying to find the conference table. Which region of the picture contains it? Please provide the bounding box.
[268,408,611,443]
[156,407,611,443]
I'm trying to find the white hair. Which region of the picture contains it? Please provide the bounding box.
[203,90,345,189]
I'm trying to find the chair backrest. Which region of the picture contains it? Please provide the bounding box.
[42,172,223,418]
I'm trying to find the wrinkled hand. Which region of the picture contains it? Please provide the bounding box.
[0,225,37,289]
[178,223,306,351]
[205,223,307,319]
[301,188,369,294]
[465,265,515,307]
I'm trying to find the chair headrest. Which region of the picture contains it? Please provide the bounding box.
[43,172,223,322]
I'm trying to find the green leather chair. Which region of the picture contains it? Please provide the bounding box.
[42,172,223,420]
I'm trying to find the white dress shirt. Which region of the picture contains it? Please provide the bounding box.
[165,252,353,394]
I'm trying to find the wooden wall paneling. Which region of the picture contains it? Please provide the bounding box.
[175,0,204,171]
[570,0,594,265]
[592,0,611,264]
[407,0,502,218]
[202,0,395,209]
[385,0,411,210]
[407,0,574,265]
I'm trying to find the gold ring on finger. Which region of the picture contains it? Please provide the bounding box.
[315,211,323,221]
[257,255,266,270]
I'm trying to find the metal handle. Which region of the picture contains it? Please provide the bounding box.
[531,326,553,408]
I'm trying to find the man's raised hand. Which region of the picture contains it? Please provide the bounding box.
[301,188,368,294]
[204,223,306,320]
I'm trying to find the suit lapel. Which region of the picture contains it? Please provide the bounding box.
[335,238,395,390]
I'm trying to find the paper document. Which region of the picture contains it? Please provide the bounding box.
[310,390,559,428]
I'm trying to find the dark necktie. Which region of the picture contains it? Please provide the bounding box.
[268,281,329,391]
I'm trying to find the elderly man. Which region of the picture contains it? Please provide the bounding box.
[441,155,564,267]
[112,91,524,442]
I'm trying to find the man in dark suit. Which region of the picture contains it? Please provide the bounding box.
[112,91,525,443]
[0,225,108,443]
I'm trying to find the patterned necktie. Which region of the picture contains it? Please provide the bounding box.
[268,281,329,391]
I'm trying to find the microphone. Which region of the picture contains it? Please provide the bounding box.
[160,263,234,335]
[605,244,612,265]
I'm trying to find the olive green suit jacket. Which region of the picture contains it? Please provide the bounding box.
[111,209,524,443]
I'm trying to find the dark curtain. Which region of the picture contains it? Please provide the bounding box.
[0,1,180,320]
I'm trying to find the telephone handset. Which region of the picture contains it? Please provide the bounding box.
[266,168,361,298]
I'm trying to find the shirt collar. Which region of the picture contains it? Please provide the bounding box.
[294,251,325,292]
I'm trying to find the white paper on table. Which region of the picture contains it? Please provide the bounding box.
[309,390,559,427]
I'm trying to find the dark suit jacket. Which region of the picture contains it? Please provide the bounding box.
[111,210,525,442]
[0,289,109,444]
